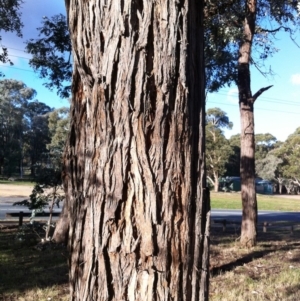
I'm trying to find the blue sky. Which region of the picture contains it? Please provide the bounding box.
[0,1,68,109]
[1,1,300,142]
[207,30,300,142]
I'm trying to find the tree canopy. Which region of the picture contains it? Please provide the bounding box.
[206,108,234,191]
[25,14,72,98]
[0,0,23,75]
[0,79,67,177]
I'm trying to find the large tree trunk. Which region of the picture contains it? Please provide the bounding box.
[238,0,257,247]
[63,1,210,300]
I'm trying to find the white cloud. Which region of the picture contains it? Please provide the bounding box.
[227,88,239,103]
[291,74,300,85]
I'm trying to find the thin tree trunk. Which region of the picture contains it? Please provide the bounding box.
[238,0,257,247]
[63,0,210,300]
[213,170,219,192]
[52,202,69,244]
[238,0,273,247]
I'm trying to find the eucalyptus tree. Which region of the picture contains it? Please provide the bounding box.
[255,133,277,161]
[63,1,209,300]
[25,14,72,98]
[256,154,282,181]
[226,134,241,176]
[0,79,36,175]
[0,0,23,74]
[206,108,234,191]
[205,0,300,247]
[23,101,52,176]
[272,128,300,192]
[47,107,69,169]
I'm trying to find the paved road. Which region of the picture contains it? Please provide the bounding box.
[211,209,300,223]
[0,202,62,220]
[1,203,300,223]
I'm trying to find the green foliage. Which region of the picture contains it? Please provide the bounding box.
[14,184,49,211]
[13,168,64,227]
[272,128,300,181]
[256,154,282,180]
[25,14,72,98]
[47,107,70,169]
[35,167,63,188]
[0,0,23,75]
[225,134,241,176]
[205,0,300,92]
[206,108,234,190]
[204,1,241,92]
[0,79,36,175]
[255,133,277,161]
[206,107,233,129]
[0,79,69,178]
[22,1,300,98]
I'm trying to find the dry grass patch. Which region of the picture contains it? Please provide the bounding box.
[1,221,300,300]
[210,226,300,300]
[0,184,34,198]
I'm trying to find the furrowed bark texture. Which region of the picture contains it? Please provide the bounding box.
[63,0,209,300]
[238,0,257,247]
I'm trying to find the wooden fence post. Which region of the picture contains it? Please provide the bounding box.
[19,211,23,227]
[222,219,227,232]
[263,222,267,233]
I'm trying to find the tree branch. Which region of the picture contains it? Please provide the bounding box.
[253,85,273,102]
[256,25,290,34]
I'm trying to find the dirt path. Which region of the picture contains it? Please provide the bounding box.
[0,184,34,203]
[0,184,34,197]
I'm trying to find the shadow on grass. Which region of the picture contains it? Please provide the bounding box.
[0,224,68,296]
[210,225,300,276]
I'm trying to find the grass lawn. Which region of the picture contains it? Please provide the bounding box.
[210,225,300,301]
[211,192,300,212]
[0,180,35,186]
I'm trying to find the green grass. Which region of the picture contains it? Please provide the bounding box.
[211,192,300,211]
[0,180,35,186]
[210,226,300,301]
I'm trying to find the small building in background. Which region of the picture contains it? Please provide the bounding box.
[219,177,273,195]
[255,179,273,195]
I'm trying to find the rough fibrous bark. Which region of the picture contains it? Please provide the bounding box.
[63,0,210,300]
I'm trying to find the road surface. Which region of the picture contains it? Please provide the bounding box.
[212,209,300,223]
[1,202,300,223]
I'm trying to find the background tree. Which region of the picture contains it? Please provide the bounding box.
[47,107,69,169]
[206,108,234,191]
[63,1,209,300]
[255,133,277,161]
[0,0,23,75]
[0,79,36,176]
[256,154,282,180]
[272,128,300,193]
[23,101,52,176]
[25,14,72,98]
[225,134,241,177]
[0,79,57,178]
[205,0,300,247]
